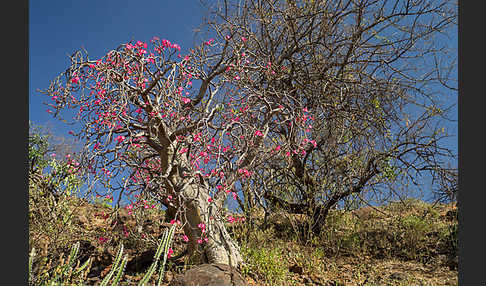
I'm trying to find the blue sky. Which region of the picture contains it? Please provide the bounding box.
[29,0,458,140]
[29,1,457,205]
[29,0,207,132]
[29,0,220,207]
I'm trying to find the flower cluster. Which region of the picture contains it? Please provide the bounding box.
[227,215,246,224]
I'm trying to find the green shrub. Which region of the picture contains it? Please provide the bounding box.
[241,244,288,285]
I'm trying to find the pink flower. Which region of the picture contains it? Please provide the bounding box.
[254,130,263,137]
[208,197,213,203]
[237,168,252,178]
[167,248,174,258]
[182,235,189,242]
[197,223,206,231]
[162,39,172,47]
[116,135,125,144]
[197,239,203,244]
[170,219,181,225]
[275,145,281,152]
[241,36,247,42]
[99,237,108,244]
[205,38,214,45]
[227,216,235,223]
[179,148,188,154]
[71,76,80,84]
[181,97,191,104]
[303,107,309,113]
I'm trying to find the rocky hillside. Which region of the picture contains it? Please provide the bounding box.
[29,183,458,285]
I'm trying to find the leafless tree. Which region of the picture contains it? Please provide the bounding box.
[201,0,457,236]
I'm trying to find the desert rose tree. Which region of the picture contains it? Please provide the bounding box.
[41,35,315,267]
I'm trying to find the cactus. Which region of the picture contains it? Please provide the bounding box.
[138,223,177,286]
[29,242,92,286]
[157,223,177,286]
[28,247,36,285]
[100,243,126,286]
[111,254,129,286]
[29,224,177,285]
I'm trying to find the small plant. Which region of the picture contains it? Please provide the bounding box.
[241,244,288,285]
[138,222,177,286]
[99,243,128,286]
[29,223,177,286]
[95,194,114,209]
[29,242,92,286]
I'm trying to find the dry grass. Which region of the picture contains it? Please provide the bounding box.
[231,198,458,286]
[29,178,458,286]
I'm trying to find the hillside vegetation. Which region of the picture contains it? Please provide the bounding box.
[29,175,458,285]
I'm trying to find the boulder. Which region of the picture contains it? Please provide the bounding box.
[170,263,247,286]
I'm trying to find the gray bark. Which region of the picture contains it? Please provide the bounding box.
[179,181,244,268]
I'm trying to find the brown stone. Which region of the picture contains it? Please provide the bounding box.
[170,263,247,286]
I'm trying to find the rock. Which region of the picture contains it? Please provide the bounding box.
[170,263,247,286]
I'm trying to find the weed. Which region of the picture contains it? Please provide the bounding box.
[241,243,288,285]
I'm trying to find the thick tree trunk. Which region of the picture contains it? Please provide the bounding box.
[179,183,244,268]
[160,144,243,267]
